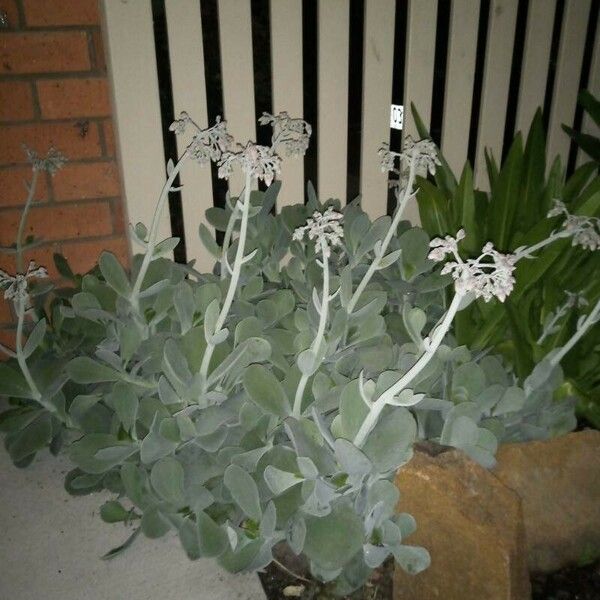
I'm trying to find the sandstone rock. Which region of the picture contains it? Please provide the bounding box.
[494,429,600,573]
[394,443,530,600]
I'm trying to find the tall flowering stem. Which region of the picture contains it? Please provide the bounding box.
[347,138,439,315]
[292,208,342,415]
[549,297,600,368]
[200,171,252,389]
[353,291,465,447]
[130,149,190,316]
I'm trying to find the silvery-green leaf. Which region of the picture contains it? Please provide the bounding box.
[362,408,416,472]
[387,389,425,407]
[296,456,319,479]
[393,512,417,539]
[199,223,221,258]
[204,298,220,341]
[141,507,170,538]
[23,318,46,358]
[224,465,262,521]
[259,501,277,538]
[207,337,271,387]
[263,465,303,495]
[140,415,178,464]
[367,480,399,519]
[157,376,181,405]
[153,237,180,259]
[174,282,195,334]
[67,357,120,384]
[339,380,369,439]
[392,545,431,574]
[297,349,318,376]
[99,251,131,297]
[110,381,138,432]
[210,328,229,346]
[287,516,306,555]
[231,446,272,472]
[402,304,426,346]
[334,438,372,478]
[363,544,390,568]
[303,505,364,571]
[243,363,290,417]
[493,386,526,415]
[381,519,402,545]
[376,248,402,271]
[150,456,185,506]
[340,265,352,308]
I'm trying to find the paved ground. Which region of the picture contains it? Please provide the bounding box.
[0,450,266,600]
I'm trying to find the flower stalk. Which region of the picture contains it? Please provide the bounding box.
[200,171,253,390]
[353,291,465,447]
[346,160,417,315]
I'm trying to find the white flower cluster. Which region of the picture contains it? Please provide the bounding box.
[258,111,312,158]
[292,207,344,257]
[429,230,516,302]
[24,146,67,176]
[170,114,234,166]
[379,137,440,176]
[548,199,600,251]
[0,261,48,301]
[401,137,440,175]
[218,142,282,186]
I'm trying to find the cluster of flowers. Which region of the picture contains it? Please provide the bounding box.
[170,111,311,187]
[428,230,517,302]
[0,261,48,301]
[292,206,344,258]
[23,146,67,176]
[378,137,440,177]
[547,199,600,251]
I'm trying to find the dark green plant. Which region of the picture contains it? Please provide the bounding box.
[412,104,600,427]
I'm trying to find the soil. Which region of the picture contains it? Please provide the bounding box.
[531,561,600,600]
[258,558,393,600]
[259,559,600,599]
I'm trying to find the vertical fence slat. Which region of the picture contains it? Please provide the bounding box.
[474,0,519,188]
[100,0,171,251]
[441,0,480,175]
[360,0,396,220]
[403,0,437,225]
[317,0,350,203]
[547,0,591,168]
[165,0,214,271]
[577,12,600,168]
[218,0,256,192]
[270,0,305,209]
[403,0,438,142]
[515,0,557,134]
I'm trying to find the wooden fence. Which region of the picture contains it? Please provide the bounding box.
[101,0,599,271]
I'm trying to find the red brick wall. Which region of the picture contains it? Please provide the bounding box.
[0,0,129,348]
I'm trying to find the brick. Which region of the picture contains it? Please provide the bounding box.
[37,78,110,120]
[0,329,17,358]
[23,0,99,26]
[0,201,113,245]
[0,297,14,324]
[0,81,34,122]
[0,32,90,75]
[111,198,128,235]
[0,122,101,165]
[62,236,130,274]
[91,29,107,73]
[0,0,20,29]
[52,161,120,201]
[103,120,116,156]
[0,166,49,207]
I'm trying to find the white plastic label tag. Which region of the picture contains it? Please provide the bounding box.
[390,104,404,130]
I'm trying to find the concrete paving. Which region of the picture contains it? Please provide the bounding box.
[0,450,266,600]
